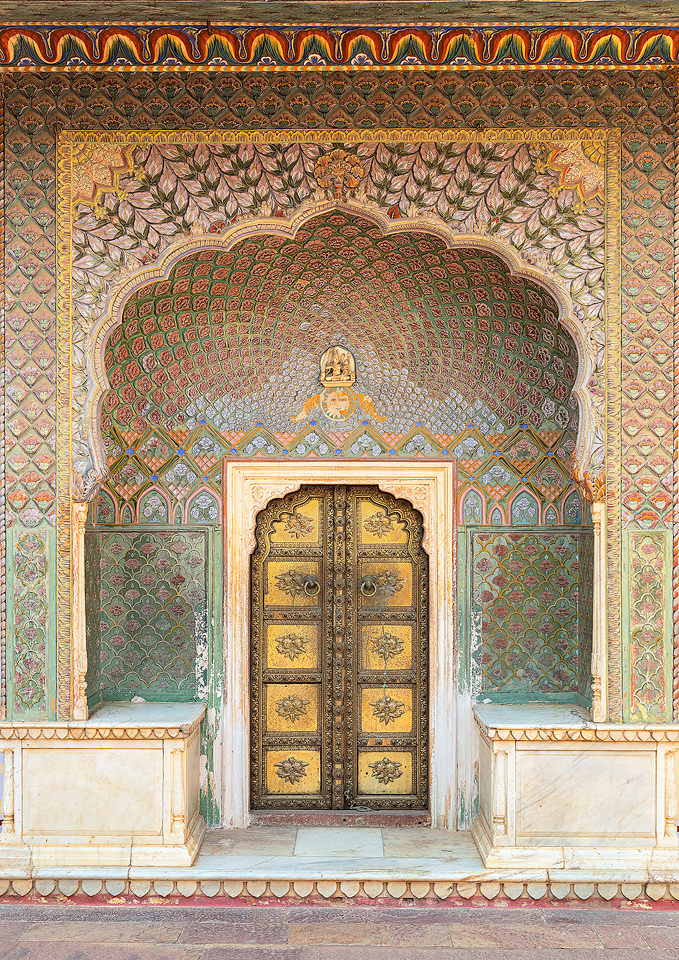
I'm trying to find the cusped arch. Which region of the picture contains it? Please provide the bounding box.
[84,199,596,499]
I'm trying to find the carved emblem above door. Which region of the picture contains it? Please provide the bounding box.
[294,345,384,424]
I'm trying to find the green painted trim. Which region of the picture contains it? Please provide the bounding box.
[6,522,57,721]
[201,524,223,826]
[622,526,673,723]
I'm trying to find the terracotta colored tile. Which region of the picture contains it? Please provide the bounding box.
[19,922,183,943]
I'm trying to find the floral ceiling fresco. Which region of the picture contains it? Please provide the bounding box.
[68,130,607,504]
[96,210,582,526]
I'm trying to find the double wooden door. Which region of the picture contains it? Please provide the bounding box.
[250,484,428,810]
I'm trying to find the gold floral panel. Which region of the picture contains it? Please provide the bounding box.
[250,484,428,810]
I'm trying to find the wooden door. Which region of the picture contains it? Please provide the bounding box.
[250,484,428,810]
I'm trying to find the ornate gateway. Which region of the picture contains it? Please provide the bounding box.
[250,485,429,810]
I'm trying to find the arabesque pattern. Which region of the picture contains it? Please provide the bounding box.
[10,530,48,716]
[628,531,671,722]
[98,215,580,524]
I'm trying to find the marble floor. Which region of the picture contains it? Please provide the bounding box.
[133,826,488,881]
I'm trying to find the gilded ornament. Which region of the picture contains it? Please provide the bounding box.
[363,511,395,538]
[275,695,311,723]
[371,629,405,662]
[369,757,404,785]
[274,633,311,661]
[274,569,311,600]
[294,345,384,424]
[274,756,310,785]
[283,512,314,539]
[314,148,363,200]
[371,695,406,725]
[369,570,405,600]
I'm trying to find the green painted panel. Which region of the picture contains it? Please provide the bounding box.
[622,527,673,723]
[6,523,56,721]
[466,525,591,704]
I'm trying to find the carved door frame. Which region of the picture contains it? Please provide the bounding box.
[222,460,458,829]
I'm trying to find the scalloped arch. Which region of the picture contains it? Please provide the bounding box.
[85,199,595,499]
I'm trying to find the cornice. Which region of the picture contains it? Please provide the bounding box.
[474,713,679,744]
[0,719,204,741]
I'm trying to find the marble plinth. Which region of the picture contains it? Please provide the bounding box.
[473,704,679,877]
[0,702,206,874]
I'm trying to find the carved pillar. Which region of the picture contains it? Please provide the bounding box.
[1,747,15,838]
[591,501,608,722]
[71,501,89,720]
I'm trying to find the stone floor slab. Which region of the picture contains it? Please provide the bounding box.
[18,921,184,943]
[294,828,384,859]
[179,919,291,944]
[5,945,202,960]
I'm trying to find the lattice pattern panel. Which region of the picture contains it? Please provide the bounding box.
[92,528,208,701]
[471,529,590,701]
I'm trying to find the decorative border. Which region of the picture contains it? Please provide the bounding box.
[57,126,621,721]
[604,132,623,720]
[474,720,679,743]
[3,24,679,71]
[0,877,677,905]
[0,75,5,722]
[55,132,73,719]
[673,68,679,720]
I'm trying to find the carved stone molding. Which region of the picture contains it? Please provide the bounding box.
[474,714,679,744]
[0,723,202,742]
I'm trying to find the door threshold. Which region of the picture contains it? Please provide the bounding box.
[250,810,431,828]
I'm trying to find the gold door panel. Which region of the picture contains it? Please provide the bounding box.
[357,750,415,795]
[361,624,413,672]
[265,624,319,671]
[264,560,322,607]
[251,484,428,810]
[265,683,320,734]
[359,687,413,735]
[265,749,322,796]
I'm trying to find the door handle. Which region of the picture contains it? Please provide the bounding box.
[303,575,320,597]
[360,577,377,597]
